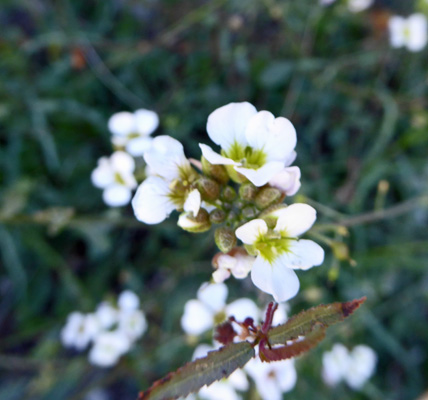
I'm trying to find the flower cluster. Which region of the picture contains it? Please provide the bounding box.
[322,344,377,390]
[132,102,325,303]
[61,290,147,367]
[91,109,159,207]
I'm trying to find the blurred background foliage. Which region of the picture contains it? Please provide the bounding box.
[0,0,428,399]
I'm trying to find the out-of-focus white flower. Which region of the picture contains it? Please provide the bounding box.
[180,283,259,336]
[118,310,148,341]
[91,151,137,207]
[235,204,324,302]
[212,248,255,283]
[345,345,377,389]
[118,290,140,311]
[89,331,131,367]
[84,388,110,400]
[200,102,297,187]
[268,166,301,196]
[95,302,118,330]
[389,14,428,52]
[61,312,101,351]
[322,344,377,390]
[108,109,159,156]
[348,0,373,13]
[132,136,200,224]
[245,357,297,400]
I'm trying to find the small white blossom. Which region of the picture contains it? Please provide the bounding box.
[200,102,297,187]
[180,283,259,336]
[235,204,324,302]
[61,312,101,351]
[95,302,118,330]
[245,357,297,400]
[132,136,200,224]
[118,310,148,341]
[89,331,131,367]
[91,151,137,207]
[389,14,428,52]
[109,109,159,156]
[212,249,255,283]
[322,344,377,390]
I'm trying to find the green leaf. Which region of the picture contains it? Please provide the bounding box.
[138,341,255,400]
[268,297,366,346]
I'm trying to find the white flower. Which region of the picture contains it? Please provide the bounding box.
[322,344,377,390]
[212,248,255,283]
[268,166,301,196]
[235,204,324,302]
[348,0,373,13]
[245,357,297,400]
[118,310,148,341]
[91,151,137,207]
[61,312,100,351]
[180,283,259,336]
[89,331,131,367]
[200,102,297,187]
[389,14,428,52]
[132,136,200,224]
[95,302,118,330]
[108,109,159,156]
[118,290,140,311]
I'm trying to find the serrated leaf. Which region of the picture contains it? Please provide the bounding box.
[138,341,255,400]
[268,297,366,346]
[260,323,326,362]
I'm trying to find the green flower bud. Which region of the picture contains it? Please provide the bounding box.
[201,157,229,184]
[197,177,220,201]
[239,183,259,202]
[210,209,227,224]
[215,227,237,253]
[331,241,350,261]
[178,208,211,233]
[241,205,257,219]
[221,186,237,202]
[255,187,282,210]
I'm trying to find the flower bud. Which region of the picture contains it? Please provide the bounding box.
[239,183,259,202]
[197,177,220,201]
[255,187,282,210]
[241,206,257,219]
[221,186,236,202]
[214,227,237,253]
[177,208,211,233]
[210,209,226,224]
[201,157,229,184]
[331,241,350,261]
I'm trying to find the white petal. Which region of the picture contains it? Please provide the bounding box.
[230,254,254,279]
[91,158,114,188]
[183,189,201,217]
[235,219,268,245]
[192,344,214,360]
[250,256,300,303]
[271,303,289,326]
[235,161,284,187]
[199,381,240,400]
[180,299,214,335]
[348,0,373,13]
[118,290,140,311]
[95,302,118,329]
[199,144,240,166]
[110,151,135,174]
[206,102,257,150]
[268,166,301,196]
[212,268,231,283]
[118,310,147,341]
[144,136,189,181]
[103,185,132,207]
[275,360,297,392]
[283,150,297,167]
[284,240,325,270]
[134,109,159,135]
[197,282,228,313]
[245,111,297,162]
[389,16,405,48]
[89,331,131,367]
[344,345,377,389]
[126,137,153,156]
[108,111,136,136]
[274,203,317,237]
[407,14,428,52]
[226,298,260,322]
[229,368,249,391]
[322,344,350,386]
[132,176,176,224]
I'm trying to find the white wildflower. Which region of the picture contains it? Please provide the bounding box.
[118,290,140,311]
[389,14,428,52]
[88,331,131,367]
[91,151,137,207]
[348,0,373,13]
[61,312,101,351]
